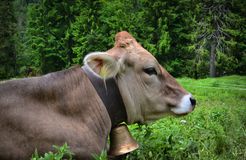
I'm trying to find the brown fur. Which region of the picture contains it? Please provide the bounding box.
[114,31,187,96]
[0,66,111,160]
[105,31,191,123]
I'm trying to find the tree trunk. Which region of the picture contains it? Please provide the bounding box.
[209,41,216,77]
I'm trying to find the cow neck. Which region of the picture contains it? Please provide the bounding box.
[82,65,127,128]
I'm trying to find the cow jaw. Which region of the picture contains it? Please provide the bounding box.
[116,71,145,124]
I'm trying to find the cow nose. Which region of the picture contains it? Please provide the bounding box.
[190,97,196,106]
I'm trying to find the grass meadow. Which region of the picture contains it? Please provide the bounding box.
[126,75,246,160]
[32,76,246,160]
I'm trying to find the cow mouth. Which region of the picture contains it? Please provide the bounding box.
[169,110,190,117]
[175,112,189,117]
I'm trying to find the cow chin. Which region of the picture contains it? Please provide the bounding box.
[170,94,194,115]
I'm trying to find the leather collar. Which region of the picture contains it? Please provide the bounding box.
[82,65,127,128]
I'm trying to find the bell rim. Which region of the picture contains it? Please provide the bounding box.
[108,143,139,156]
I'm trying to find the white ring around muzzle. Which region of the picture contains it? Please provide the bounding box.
[171,94,194,115]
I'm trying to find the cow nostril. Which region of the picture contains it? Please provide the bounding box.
[190,97,196,106]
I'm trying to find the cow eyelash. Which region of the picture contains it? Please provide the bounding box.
[143,67,157,76]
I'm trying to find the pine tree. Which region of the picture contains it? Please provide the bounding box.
[194,0,243,77]
[0,0,17,79]
[5,0,245,78]
[24,0,77,74]
[12,0,29,76]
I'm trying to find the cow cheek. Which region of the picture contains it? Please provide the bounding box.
[117,74,145,124]
[142,93,170,121]
[143,104,170,122]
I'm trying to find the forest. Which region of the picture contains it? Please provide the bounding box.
[0,0,245,80]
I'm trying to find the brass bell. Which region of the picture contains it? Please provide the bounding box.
[108,124,139,156]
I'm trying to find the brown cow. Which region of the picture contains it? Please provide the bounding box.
[0,31,196,159]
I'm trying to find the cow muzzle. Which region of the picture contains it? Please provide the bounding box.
[171,94,196,115]
[108,124,139,156]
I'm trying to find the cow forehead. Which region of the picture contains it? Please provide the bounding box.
[109,31,158,65]
[108,47,158,70]
[134,51,158,67]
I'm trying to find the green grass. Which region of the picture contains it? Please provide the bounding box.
[126,75,246,160]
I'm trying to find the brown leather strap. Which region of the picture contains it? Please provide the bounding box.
[82,66,127,128]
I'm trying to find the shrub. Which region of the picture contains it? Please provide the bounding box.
[31,143,74,160]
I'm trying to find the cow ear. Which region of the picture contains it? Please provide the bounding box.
[84,52,120,79]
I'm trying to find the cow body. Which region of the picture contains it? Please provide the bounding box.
[0,66,111,159]
[0,31,196,159]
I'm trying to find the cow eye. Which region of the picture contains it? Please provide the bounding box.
[143,67,157,76]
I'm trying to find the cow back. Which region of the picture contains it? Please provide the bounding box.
[0,66,111,160]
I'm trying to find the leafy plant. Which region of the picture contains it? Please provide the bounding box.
[92,151,107,160]
[31,143,74,160]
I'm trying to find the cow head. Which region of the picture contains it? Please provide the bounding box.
[84,31,196,124]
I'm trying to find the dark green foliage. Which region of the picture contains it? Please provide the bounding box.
[24,0,76,74]
[0,0,17,79]
[0,0,245,79]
